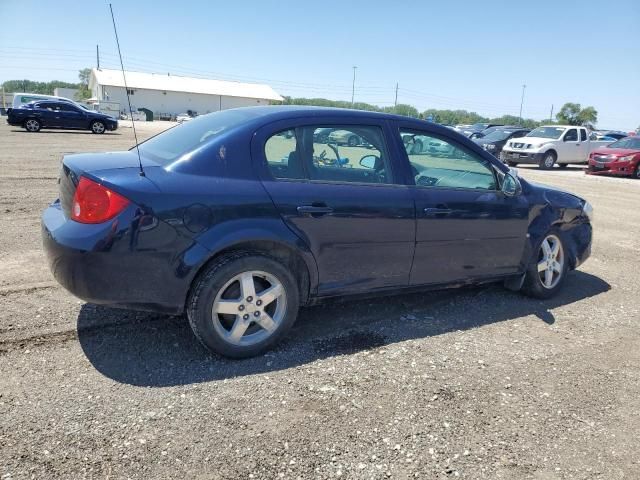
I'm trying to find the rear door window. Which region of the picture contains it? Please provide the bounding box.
[264,130,303,180]
[580,129,588,142]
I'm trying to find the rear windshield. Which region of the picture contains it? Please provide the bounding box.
[137,109,261,165]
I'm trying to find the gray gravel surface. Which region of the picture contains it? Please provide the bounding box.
[1,121,639,479]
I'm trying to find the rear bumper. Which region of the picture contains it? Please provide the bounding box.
[42,201,205,314]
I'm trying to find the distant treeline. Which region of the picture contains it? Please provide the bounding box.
[1,79,81,95]
[281,96,543,128]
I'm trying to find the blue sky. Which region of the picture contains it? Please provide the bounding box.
[1,0,638,130]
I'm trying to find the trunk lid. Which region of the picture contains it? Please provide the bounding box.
[59,151,163,218]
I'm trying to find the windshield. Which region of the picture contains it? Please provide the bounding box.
[137,109,260,165]
[608,137,640,150]
[481,130,514,142]
[527,127,566,139]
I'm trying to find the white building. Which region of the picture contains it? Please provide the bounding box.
[88,68,283,119]
[52,87,80,101]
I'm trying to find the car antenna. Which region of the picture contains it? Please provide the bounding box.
[109,3,144,177]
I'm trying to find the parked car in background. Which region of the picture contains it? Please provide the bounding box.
[42,106,593,358]
[587,136,640,178]
[501,125,613,169]
[473,127,530,158]
[7,100,118,133]
[595,130,628,140]
[176,113,193,123]
[461,122,504,138]
[470,125,522,140]
[328,129,365,146]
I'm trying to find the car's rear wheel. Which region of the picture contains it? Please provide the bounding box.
[539,151,556,169]
[24,118,41,132]
[91,120,106,134]
[187,252,300,358]
[521,232,568,299]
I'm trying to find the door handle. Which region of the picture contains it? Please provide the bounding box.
[297,205,334,216]
[424,207,452,217]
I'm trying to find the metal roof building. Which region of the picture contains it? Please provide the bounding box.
[88,68,283,118]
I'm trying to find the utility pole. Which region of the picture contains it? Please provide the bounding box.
[394,82,399,107]
[351,66,357,107]
[549,104,554,123]
[96,44,100,69]
[518,84,526,126]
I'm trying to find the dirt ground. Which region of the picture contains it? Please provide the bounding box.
[1,119,639,479]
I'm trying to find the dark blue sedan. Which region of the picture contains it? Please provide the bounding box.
[7,100,118,133]
[42,107,593,358]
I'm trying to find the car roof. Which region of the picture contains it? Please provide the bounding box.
[225,105,447,132]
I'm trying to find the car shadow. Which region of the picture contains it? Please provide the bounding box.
[9,129,121,135]
[77,270,610,387]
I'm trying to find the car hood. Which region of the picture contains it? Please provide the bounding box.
[591,147,640,156]
[524,178,585,205]
[509,136,555,147]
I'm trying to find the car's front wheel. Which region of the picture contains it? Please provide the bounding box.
[24,118,41,132]
[521,232,568,299]
[91,120,106,134]
[187,252,300,358]
[539,151,556,170]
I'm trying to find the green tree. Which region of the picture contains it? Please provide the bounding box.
[383,104,419,118]
[556,103,598,127]
[75,68,92,101]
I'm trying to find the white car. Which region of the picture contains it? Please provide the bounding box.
[176,113,193,123]
[501,125,614,169]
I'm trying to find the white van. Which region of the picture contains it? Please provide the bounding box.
[12,93,77,109]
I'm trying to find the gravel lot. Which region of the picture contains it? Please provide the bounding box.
[1,120,639,479]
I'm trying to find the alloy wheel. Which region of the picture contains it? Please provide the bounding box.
[211,270,286,346]
[92,122,105,134]
[25,119,39,132]
[537,234,564,289]
[544,154,555,168]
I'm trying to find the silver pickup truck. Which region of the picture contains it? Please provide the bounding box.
[501,125,613,169]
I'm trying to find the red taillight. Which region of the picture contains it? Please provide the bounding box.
[71,177,130,224]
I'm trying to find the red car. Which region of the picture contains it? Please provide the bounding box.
[587,136,640,178]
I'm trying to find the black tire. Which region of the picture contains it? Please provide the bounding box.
[347,135,359,147]
[521,230,569,299]
[538,151,556,170]
[90,120,106,134]
[507,161,518,167]
[187,252,300,358]
[24,118,41,132]
[634,164,640,179]
[558,163,568,169]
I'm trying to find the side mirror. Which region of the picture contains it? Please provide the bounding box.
[502,170,522,197]
[359,155,378,169]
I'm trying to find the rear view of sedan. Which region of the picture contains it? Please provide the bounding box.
[42,107,593,358]
[587,136,640,178]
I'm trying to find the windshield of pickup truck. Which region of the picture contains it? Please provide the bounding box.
[527,127,566,139]
[609,137,640,150]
